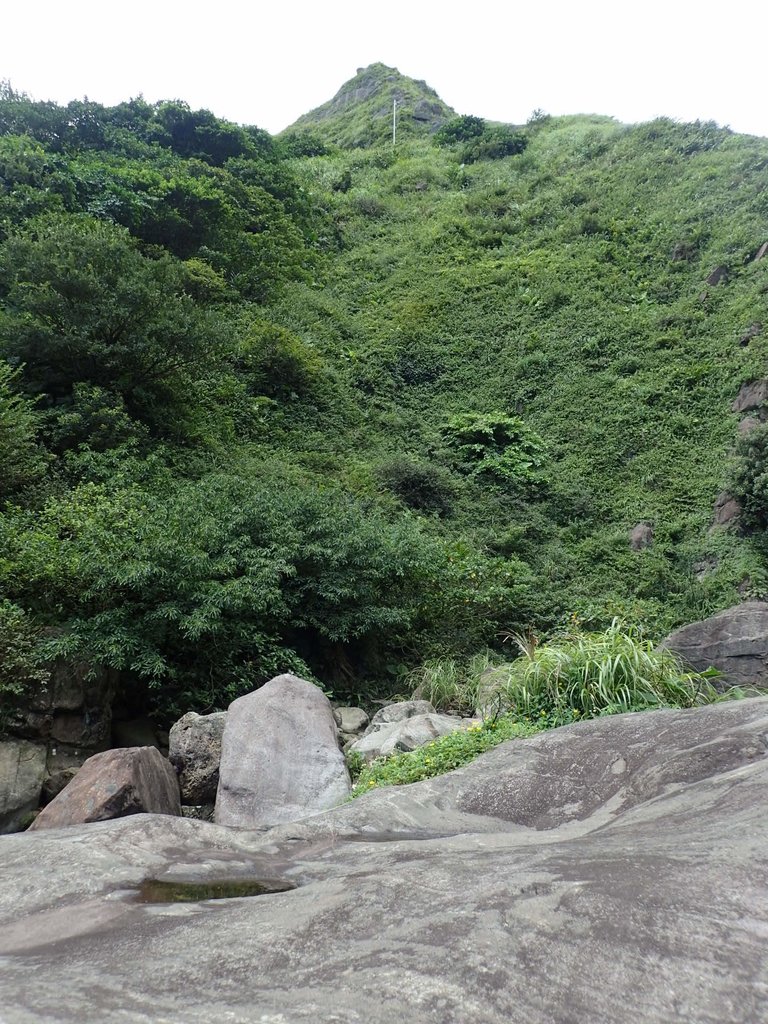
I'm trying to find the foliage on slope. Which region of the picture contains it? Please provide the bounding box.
[2,70,768,725]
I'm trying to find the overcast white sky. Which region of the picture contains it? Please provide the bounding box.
[2,1,766,137]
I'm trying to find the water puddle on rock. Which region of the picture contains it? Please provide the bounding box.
[136,877,296,903]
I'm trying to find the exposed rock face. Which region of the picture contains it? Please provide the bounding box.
[214,675,351,828]
[705,264,728,285]
[1,699,767,1023]
[28,746,180,831]
[0,739,46,833]
[630,521,653,549]
[732,378,768,414]
[168,711,227,805]
[349,712,476,762]
[662,602,768,689]
[1,656,119,826]
[712,490,741,526]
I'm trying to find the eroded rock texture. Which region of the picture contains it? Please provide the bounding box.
[2,698,767,1024]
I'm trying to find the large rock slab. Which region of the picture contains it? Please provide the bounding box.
[214,674,351,828]
[1,699,767,1023]
[168,711,227,805]
[0,739,46,833]
[662,601,768,689]
[28,746,180,830]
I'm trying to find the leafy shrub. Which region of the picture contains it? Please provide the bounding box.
[408,650,501,713]
[440,412,549,490]
[729,423,768,529]
[0,362,46,501]
[434,115,487,146]
[376,456,456,515]
[0,600,49,734]
[460,126,528,163]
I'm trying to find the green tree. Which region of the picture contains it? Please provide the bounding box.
[0,216,227,444]
[0,362,46,501]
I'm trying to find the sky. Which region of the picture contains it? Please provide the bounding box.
[2,0,767,138]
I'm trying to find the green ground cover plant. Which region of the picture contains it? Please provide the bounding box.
[349,715,541,796]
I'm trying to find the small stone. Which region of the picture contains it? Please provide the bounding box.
[333,707,370,734]
[705,265,728,286]
[630,523,653,550]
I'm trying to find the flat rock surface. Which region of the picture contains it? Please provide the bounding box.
[2,699,768,1023]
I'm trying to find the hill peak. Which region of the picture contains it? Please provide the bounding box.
[286,63,455,148]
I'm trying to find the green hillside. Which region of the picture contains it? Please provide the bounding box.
[1,68,767,723]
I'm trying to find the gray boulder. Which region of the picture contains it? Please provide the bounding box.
[1,699,767,1024]
[662,601,768,689]
[363,699,435,734]
[215,675,351,828]
[349,712,477,762]
[168,711,227,805]
[28,746,180,831]
[333,705,369,734]
[0,739,46,833]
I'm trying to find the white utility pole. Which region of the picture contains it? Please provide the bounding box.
[392,98,398,147]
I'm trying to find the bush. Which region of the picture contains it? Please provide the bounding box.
[0,600,49,734]
[408,650,500,713]
[460,126,528,163]
[434,115,486,146]
[376,456,456,515]
[440,412,549,490]
[729,423,768,529]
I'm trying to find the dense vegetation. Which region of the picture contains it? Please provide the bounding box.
[2,66,767,726]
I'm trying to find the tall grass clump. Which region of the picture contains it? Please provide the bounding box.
[493,620,720,720]
[409,650,501,713]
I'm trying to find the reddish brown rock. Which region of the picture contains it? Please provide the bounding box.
[29,747,180,831]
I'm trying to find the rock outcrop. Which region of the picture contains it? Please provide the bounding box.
[29,746,181,830]
[0,739,46,832]
[662,601,768,689]
[1,698,767,1023]
[214,674,351,828]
